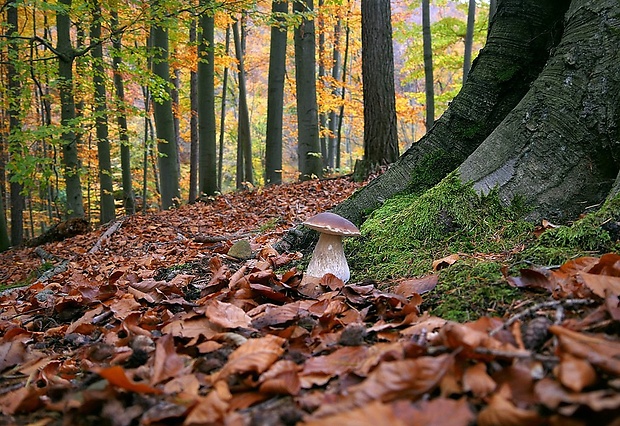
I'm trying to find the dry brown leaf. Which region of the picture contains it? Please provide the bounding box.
[535,377,620,414]
[578,272,620,298]
[303,400,407,426]
[183,380,232,426]
[95,365,162,394]
[202,300,252,329]
[259,360,302,395]
[555,354,597,392]
[463,362,497,397]
[152,334,190,385]
[393,398,475,426]
[393,275,438,296]
[214,334,285,381]
[432,254,460,271]
[550,325,620,375]
[301,346,369,377]
[477,394,544,426]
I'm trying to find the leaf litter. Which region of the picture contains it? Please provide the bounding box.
[1,177,620,425]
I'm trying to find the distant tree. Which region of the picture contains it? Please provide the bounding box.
[265,0,288,185]
[150,17,180,208]
[233,18,253,189]
[6,0,24,244]
[355,0,399,180]
[111,10,135,215]
[422,0,435,131]
[198,8,217,196]
[326,17,343,171]
[56,0,85,218]
[91,0,115,223]
[463,0,476,82]
[189,19,198,202]
[0,193,9,251]
[218,26,231,191]
[294,0,323,180]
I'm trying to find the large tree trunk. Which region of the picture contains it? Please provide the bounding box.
[57,0,85,218]
[459,0,620,223]
[198,10,217,196]
[276,0,569,252]
[294,0,323,181]
[91,0,116,224]
[265,0,288,185]
[151,22,180,209]
[356,0,399,180]
[111,10,135,215]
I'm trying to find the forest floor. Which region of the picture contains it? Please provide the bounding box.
[1,176,619,425]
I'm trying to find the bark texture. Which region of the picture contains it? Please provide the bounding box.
[198,11,217,196]
[265,0,288,185]
[359,0,399,175]
[459,0,620,222]
[276,0,568,252]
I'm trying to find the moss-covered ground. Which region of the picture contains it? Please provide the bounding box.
[346,172,620,321]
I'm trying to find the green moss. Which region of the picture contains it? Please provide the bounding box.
[346,171,535,320]
[519,192,620,265]
[404,150,463,195]
[423,261,521,322]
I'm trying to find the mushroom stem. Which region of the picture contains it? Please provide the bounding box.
[305,233,350,282]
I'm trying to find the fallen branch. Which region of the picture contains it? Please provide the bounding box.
[489,299,597,336]
[89,219,124,254]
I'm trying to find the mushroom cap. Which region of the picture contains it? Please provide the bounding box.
[303,212,361,236]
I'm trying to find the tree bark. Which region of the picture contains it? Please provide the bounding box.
[276,0,569,252]
[189,19,198,202]
[294,0,323,181]
[57,0,85,218]
[198,9,218,196]
[327,18,343,171]
[150,22,180,209]
[218,26,230,191]
[463,0,476,83]
[422,0,435,131]
[91,0,116,224]
[233,19,254,188]
[265,0,288,185]
[111,10,135,215]
[357,0,399,180]
[459,0,620,223]
[7,1,24,244]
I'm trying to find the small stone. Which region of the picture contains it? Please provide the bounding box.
[228,239,253,260]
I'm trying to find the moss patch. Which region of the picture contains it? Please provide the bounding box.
[346,172,535,320]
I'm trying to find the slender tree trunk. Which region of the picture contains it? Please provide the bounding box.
[7,1,24,244]
[111,10,135,215]
[91,0,116,223]
[189,20,198,202]
[172,67,182,172]
[357,0,399,180]
[57,0,85,218]
[233,19,253,187]
[422,0,435,131]
[265,0,288,185]
[276,0,569,251]
[218,26,230,191]
[150,23,180,209]
[489,0,498,31]
[327,18,342,171]
[463,0,476,83]
[0,188,9,251]
[294,0,323,180]
[336,5,352,170]
[198,9,218,196]
[317,0,327,166]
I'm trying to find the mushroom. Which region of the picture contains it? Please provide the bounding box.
[303,212,360,283]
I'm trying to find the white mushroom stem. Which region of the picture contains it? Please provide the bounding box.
[305,233,350,283]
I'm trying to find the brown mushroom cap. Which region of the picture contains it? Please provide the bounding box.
[303,212,360,236]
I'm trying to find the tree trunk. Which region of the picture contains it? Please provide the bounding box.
[356,0,399,180]
[57,0,85,218]
[0,188,9,251]
[265,0,288,185]
[111,10,135,215]
[459,0,620,223]
[150,23,180,209]
[318,0,327,166]
[91,0,116,224]
[294,0,323,181]
[276,0,569,252]
[422,0,435,131]
[327,18,343,171]
[189,19,198,202]
[198,10,218,196]
[233,19,254,188]
[7,1,24,245]
[463,0,476,83]
[218,26,230,191]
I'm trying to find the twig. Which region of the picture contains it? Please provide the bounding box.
[489,299,596,336]
[89,219,124,254]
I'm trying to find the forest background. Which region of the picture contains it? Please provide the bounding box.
[0,0,489,247]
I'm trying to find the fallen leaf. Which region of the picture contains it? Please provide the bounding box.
[202,300,252,329]
[555,354,597,392]
[393,275,438,296]
[463,362,497,397]
[214,334,285,381]
[95,365,162,394]
[478,393,544,426]
[432,254,460,271]
[152,334,190,385]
